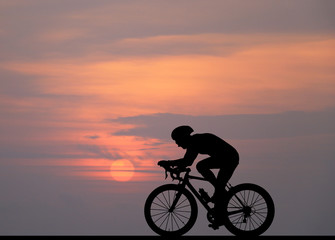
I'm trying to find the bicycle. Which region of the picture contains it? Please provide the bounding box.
[144,165,275,236]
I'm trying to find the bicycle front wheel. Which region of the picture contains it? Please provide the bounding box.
[144,184,198,236]
[224,183,275,236]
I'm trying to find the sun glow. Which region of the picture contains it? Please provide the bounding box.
[110,159,135,182]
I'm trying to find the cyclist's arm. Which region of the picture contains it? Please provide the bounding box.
[171,149,198,168]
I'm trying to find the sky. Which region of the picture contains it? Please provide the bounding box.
[0,0,335,236]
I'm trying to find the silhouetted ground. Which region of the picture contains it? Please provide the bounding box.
[6,236,334,239]
[111,236,332,239]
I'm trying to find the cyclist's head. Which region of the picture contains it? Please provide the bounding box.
[171,125,193,149]
[171,125,194,141]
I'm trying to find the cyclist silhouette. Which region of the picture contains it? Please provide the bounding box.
[158,125,239,227]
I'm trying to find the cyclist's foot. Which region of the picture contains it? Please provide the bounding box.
[208,223,219,230]
[208,220,224,230]
[208,217,225,230]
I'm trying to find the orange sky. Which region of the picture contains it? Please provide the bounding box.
[2,33,334,182]
[3,34,334,116]
[1,1,335,235]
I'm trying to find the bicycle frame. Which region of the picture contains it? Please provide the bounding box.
[169,169,245,217]
[169,169,214,213]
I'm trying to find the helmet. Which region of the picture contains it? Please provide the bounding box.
[171,125,194,140]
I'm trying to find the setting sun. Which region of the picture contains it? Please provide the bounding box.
[110,159,135,182]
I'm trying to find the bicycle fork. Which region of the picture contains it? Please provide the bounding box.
[168,180,187,212]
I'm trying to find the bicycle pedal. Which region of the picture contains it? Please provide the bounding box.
[208,223,219,230]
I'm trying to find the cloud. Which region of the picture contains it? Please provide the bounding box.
[84,135,100,140]
[0,70,42,97]
[111,33,320,57]
[1,0,335,61]
[77,144,123,160]
[3,35,334,116]
[109,109,335,140]
[38,28,88,43]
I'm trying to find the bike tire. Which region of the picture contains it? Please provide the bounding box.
[223,183,275,236]
[144,184,198,236]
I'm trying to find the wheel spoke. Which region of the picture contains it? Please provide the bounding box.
[159,212,169,229]
[152,201,168,210]
[154,211,169,225]
[151,210,168,218]
[174,210,191,220]
[155,195,169,209]
[161,191,170,208]
[175,197,188,209]
[171,213,180,229]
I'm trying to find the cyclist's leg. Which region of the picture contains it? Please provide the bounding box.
[212,153,239,226]
[216,163,238,193]
[214,162,238,203]
[216,151,239,195]
[196,157,217,186]
[196,156,236,197]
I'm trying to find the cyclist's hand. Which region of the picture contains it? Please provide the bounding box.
[174,163,187,173]
[158,160,171,167]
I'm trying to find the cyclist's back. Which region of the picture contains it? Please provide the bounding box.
[188,133,238,158]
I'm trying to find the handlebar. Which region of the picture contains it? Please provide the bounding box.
[160,165,190,181]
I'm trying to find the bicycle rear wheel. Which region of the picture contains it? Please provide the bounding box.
[144,184,198,236]
[224,183,275,236]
